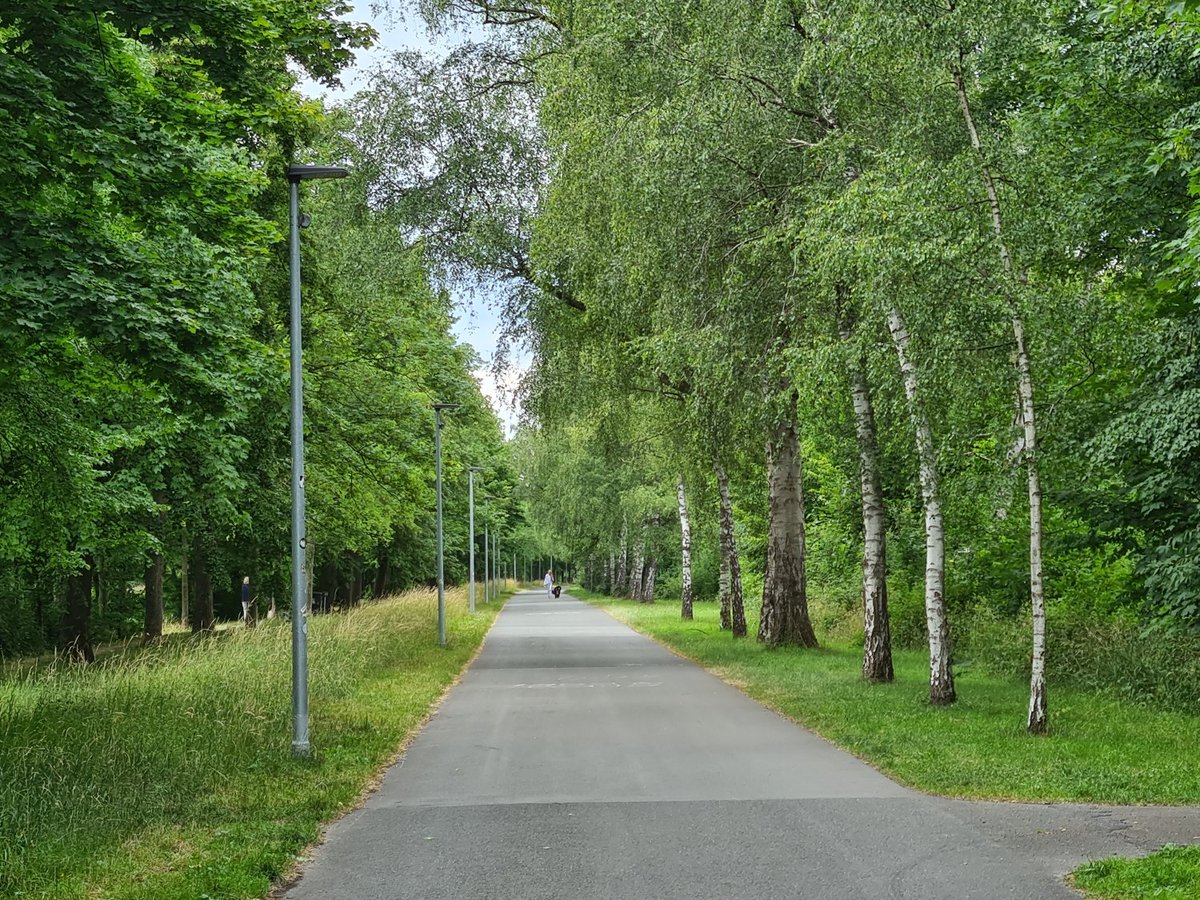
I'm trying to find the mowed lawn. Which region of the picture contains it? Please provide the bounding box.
[0,586,505,899]
[579,592,1200,899]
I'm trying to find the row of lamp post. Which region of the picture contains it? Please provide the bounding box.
[286,162,525,758]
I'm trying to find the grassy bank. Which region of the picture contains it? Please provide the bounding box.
[0,585,506,898]
[576,590,1200,899]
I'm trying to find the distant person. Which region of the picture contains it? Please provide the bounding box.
[544,570,554,599]
[240,576,251,622]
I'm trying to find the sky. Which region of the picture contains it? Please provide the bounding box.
[299,4,525,436]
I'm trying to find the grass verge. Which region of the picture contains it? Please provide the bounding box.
[0,585,507,899]
[1072,845,1200,899]
[576,591,1200,900]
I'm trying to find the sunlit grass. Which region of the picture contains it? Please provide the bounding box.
[578,590,1200,899]
[0,585,506,898]
[579,591,1200,805]
[1073,845,1200,899]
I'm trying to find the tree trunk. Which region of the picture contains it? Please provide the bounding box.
[837,290,893,682]
[758,393,818,648]
[606,553,614,594]
[94,555,104,617]
[61,550,94,662]
[887,304,955,704]
[615,522,629,596]
[190,549,214,633]
[643,557,657,603]
[629,533,646,602]
[716,463,746,637]
[373,546,390,599]
[180,546,189,629]
[676,475,694,620]
[143,552,165,645]
[953,60,1046,732]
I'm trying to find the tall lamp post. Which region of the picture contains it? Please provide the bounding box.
[433,402,460,647]
[467,467,481,614]
[287,162,348,758]
[483,506,489,603]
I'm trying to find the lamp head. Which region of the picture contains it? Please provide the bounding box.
[287,164,350,182]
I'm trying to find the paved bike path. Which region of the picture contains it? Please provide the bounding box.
[283,590,1197,899]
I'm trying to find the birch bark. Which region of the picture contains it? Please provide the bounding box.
[615,522,629,597]
[758,393,818,648]
[887,305,956,704]
[716,463,747,636]
[952,61,1047,733]
[643,557,657,603]
[837,293,893,682]
[629,533,645,602]
[676,475,694,620]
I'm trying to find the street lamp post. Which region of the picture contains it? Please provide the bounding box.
[287,162,348,758]
[467,467,481,615]
[434,402,460,648]
[483,511,489,603]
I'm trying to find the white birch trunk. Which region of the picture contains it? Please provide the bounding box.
[887,305,955,704]
[615,522,629,597]
[953,62,1047,733]
[838,292,893,682]
[643,558,657,603]
[676,475,694,620]
[630,534,645,602]
[715,463,747,636]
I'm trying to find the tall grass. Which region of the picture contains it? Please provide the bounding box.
[0,586,503,899]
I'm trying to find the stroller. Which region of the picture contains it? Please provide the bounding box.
[552,584,562,598]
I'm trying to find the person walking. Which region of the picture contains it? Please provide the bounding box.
[544,569,554,599]
[240,576,251,623]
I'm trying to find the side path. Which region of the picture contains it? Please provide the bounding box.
[281,590,1198,900]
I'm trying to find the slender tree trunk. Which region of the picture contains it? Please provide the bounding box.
[143,552,165,645]
[887,305,955,704]
[615,522,629,596]
[643,557,658,603]
[61,550,95,662]
[758,393,818,648]
[190,550,214,633]
[716,463,746,636]
[606,553,614,594]
[629,533,646,602]
[94,555,104,617]
[374,547,390,599]
[676,475,694,620]
[180,547,189,629]
[837,291,893,682]
[953,61,1046,733]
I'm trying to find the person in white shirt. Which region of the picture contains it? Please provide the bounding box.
[544,570,554,598]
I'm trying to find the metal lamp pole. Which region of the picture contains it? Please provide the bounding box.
[434,403,460,647]
[467,467,481,614]
[483,511,489,603]
[287,162,348,758]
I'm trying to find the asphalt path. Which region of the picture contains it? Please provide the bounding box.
[282,590,1198,899]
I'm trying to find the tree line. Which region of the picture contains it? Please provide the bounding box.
[374,0,1200,733]
[0,2,529,660]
